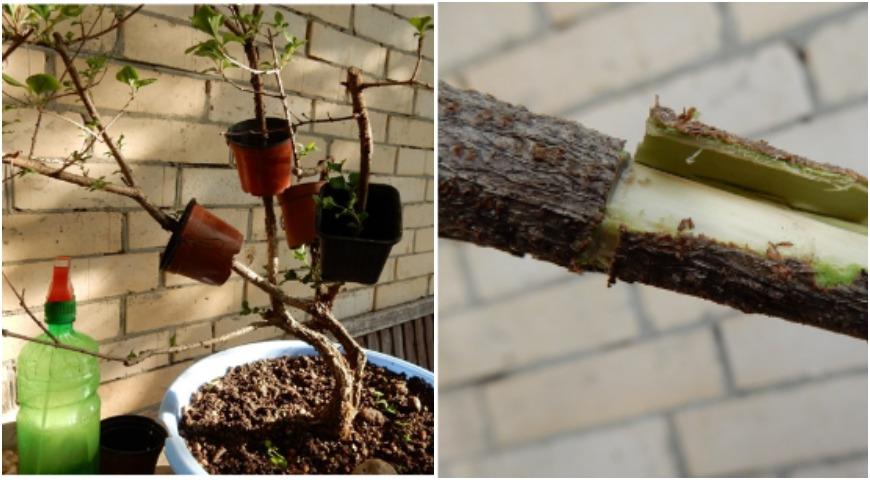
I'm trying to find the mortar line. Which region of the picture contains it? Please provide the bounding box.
[711,321,739,394]
[665,413,690,477]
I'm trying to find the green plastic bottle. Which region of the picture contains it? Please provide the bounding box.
[16,257,101,474]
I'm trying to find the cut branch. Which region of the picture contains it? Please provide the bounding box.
[438,82,868,339]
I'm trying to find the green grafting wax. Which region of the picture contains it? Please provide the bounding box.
[635,111,868,225]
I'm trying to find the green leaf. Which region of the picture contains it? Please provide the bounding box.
[134,78,157,89]
[283,269,298,282]
[186,39,225,62]
[292,246,307,262]
[2,74,25,88]
[273,10,284,26]
[408,15,433,37]
[326,160,344,173]
[169,333,177,347]
[27,5,52,21]
[25,73,60,96]
[240,300,253,315]
[320,196,337,210]
[60,5,85,17]
[328,176,347,190]
[115,65,139,86]
[86,55,107,71]
[190,6,222,37]
[221,31,245,44]
[280,36,305,64]
[347,171,361,189]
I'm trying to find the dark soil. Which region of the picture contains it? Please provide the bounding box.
[179,355,434,474]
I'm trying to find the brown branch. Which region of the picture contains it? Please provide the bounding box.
[3,271,57,343]
[130,321,270,363]
[71,5,144,45]
[231,260,313,313]
[266,28,297,150]
[2,153,177,231]
[2,27,33,61]
[2,329,128,363]
[292,114,359,129]
[344,68,373,213]
[360,36,431,91]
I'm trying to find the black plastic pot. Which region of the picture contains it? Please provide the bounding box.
[316,183,402,284]
[100,415,167,474]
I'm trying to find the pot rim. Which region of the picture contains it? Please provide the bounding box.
[279,180,326,201]
[158,340,433,475]
[159,198,198,272]
[100,414,168,455]
[226,117,293,150]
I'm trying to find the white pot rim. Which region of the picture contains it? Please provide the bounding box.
[158,339,434,475]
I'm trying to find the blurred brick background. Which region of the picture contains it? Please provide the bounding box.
[2,4,433,423]
[440,2,867,477]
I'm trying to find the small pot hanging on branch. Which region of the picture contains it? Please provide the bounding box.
[278,180,326,249]
[226,117,295,196]
[160,199,244,285]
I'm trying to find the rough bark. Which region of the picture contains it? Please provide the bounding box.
[610,230,867,339]
[346,68,373,213]
[438,83,868,339]
[438,82,628,269]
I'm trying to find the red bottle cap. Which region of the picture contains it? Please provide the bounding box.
[46,256,75,302]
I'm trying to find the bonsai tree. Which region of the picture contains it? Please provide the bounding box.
[2,2,434,454]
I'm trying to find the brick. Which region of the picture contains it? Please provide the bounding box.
[791,457,868,478]
[730,3,851,43]
[402,203,432,228]
[101,330,170,382]
[332,287,374,319]
[378,257,396,283]
[77,63,207,118]
[128,210,171,249]
[722,314,867,390]
[423,150,433,176]
[414,227,433,253]
[415,88,434,119]
[395,148,427,175]
[172,322,213,361]
[387,52,434,84]
[250,208,287,243]
[464,3,720,114]
[425,179,433,201]
[439,3,539,71]
[2,253,157,309]
[676,375,868,476]
[543,3,608,27]
[15,163,176,210]
[387,117,433,148]
[395,252,433,279]
[99,361,192,417]
[280,56,346,102]
[329,140,395,174]
[309,24,386,75]
[55,7,116,51]
[294,134,329,168]
[389,232,414,257]
[439,389,489,461]
[3,108,100,159]
[123,14,210,71]
[464,245,568,300]
[208,81,312,124]
[214,315,285,351]
[441,278,638,386]
[374,277,428,309]
[765,105,868,175]
[447,417,676,477]
[364,83,415,114]
[637,284,734,330]
[355,6,416,51]
[2,47,44,81]
[3,300,120,361]
[371,175,426,203]
[575,43,813,151]
[126,281,242,332]
[93,116,227,164]
[3,212,122,261]
[182,167,259,206]
[143,5,193,20]
[485,330,724,445]
[312,101,387,141]
[393,5,433,20]
[806,14,868,105]
[261,6,307,37]
[293,5,350,28]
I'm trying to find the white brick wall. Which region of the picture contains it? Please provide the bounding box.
[441,3,868,477]
[2,4,433,419]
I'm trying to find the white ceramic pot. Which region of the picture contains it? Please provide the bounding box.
[158,340,434,474]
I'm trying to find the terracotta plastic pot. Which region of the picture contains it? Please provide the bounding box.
[278,181,326,249]
[226,117,294,196]
[160,199,244,286]
[100,415,167,474]
[316,183,402,284]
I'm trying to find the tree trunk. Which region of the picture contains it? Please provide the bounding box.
[438,82,868,339]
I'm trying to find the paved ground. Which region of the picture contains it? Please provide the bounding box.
[439,3,868,477]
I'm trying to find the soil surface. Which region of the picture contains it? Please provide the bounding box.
[179,355,434,474]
